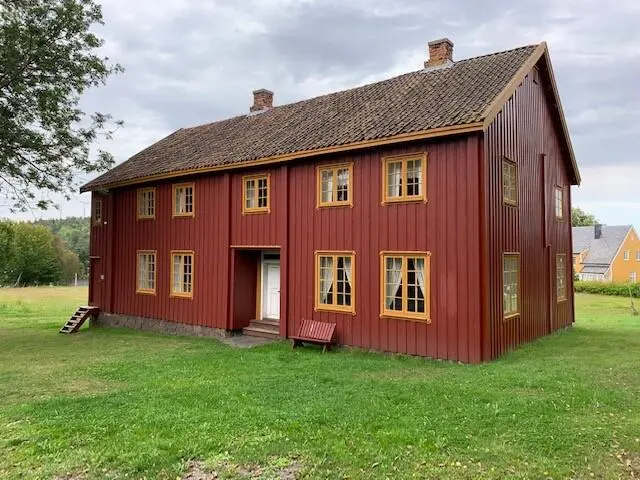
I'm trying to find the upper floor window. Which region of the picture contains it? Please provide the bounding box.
[382,153,426,203]
[137,187,156,219]
[503,253,520,318]
[502,158,518,206]
[92,198,103,226]
[554,186,564,220]
[636,250,640,262]
[173,183,194,217]
[317,163,353,207]
[171,251,193,298]
[380,252,430,321]
[243,174,270,214]
[624,250,630,261]
[556,254,567,301]
[315,251,355,313]
[136,251,156,294]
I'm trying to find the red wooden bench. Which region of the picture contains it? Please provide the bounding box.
[291,319,336,352]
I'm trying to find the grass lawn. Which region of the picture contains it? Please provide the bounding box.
[0,288,639,479]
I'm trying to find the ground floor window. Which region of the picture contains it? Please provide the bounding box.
[503,253,520,318]
[557,254,567,301]
[315,251,355,313]
[171,251,194,298]
[136,251,156,294]
[380,252,430,321]
[631,272,637,283]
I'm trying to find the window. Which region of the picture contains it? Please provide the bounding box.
[624,250,630,261]
[171,251,194,298]
[92,198,103,225]
[556,254,567,301]
[380,252,430,321]
[555,186,564,219]
[137,187,156,219]
[631,272,637,283]
[136,251,156,294]
[382,153,427,203]
[503,254,520,318]
[243,174,270,214]
[636,251,640,262]
[173,183,194,217]
[317,163,353,207]
[315,252,355,313]
[502,158,518,206]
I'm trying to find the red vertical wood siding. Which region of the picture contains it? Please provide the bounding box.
[91,135,484,362]
[286,137,483,363]
[484,64,575,360]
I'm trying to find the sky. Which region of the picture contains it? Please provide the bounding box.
[2,0,639,227]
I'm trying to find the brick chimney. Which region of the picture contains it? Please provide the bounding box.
[594,224,603,239]
[425,38,454,68]
[250,89,273,112]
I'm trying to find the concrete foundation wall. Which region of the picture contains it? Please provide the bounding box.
[91,313,232,339]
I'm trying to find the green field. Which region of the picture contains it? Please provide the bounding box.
[0,288,639,479]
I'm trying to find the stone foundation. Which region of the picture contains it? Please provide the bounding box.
[91,313,233,339]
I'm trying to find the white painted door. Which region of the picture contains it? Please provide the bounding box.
[263,262,280,320]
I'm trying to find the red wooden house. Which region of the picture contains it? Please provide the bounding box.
[80,39,580,363]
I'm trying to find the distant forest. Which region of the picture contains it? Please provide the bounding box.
[0,217,89,286]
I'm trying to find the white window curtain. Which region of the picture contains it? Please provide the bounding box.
[320,257,333,303]
[173,256,182,292]
[324,173,334,202]
[388,164,401,197]
[385,258,402,308]
[343,257,352,289]
[337,169,348,200]
[138,256,146,289]
[414,257,425,298]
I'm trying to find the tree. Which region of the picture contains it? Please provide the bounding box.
[4,223,61,285]
[0,0,123,211]
[572,207,599,227]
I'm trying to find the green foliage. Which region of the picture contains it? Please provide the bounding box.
[0,0,123,211]
[35,216,89,273]
[574,280,640,297]
[0,221,83,285]
[0,288,639,479]
[571,207,599,227]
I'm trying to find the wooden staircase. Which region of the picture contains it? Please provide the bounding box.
[59,306,100,334]
[242,319,279,339]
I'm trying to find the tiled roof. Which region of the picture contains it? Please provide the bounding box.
[82,45,538,191]
[572,225,632,266]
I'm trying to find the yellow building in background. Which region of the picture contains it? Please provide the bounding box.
[573,225,640,283]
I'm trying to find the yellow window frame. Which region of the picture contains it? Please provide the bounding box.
[556,254,567,302]
[242,174,270,214]
[555,186,564,220]
[379,251,431,322]
[92,197,103,226]
[172,183,195,217]
[137,187,156,220]
[502,157,518,206]
[381,153,427,204]
[316,163,354,208]
[503,253,521,319]
[170,250,194,298]
[314,251,356,314]
[136,250,157,295]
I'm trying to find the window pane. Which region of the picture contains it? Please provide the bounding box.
[384,257,403,310]
[386,162,402,198]
[406,159,421,197]
[337,168,349,202]
[245,180,255,209]
[503,256,519,316]
[319,256,333,305]
[258,178,268,208]
[321,170,334,203]
[173,255,182,292]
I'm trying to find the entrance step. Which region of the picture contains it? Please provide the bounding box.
[243,319,279,339]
